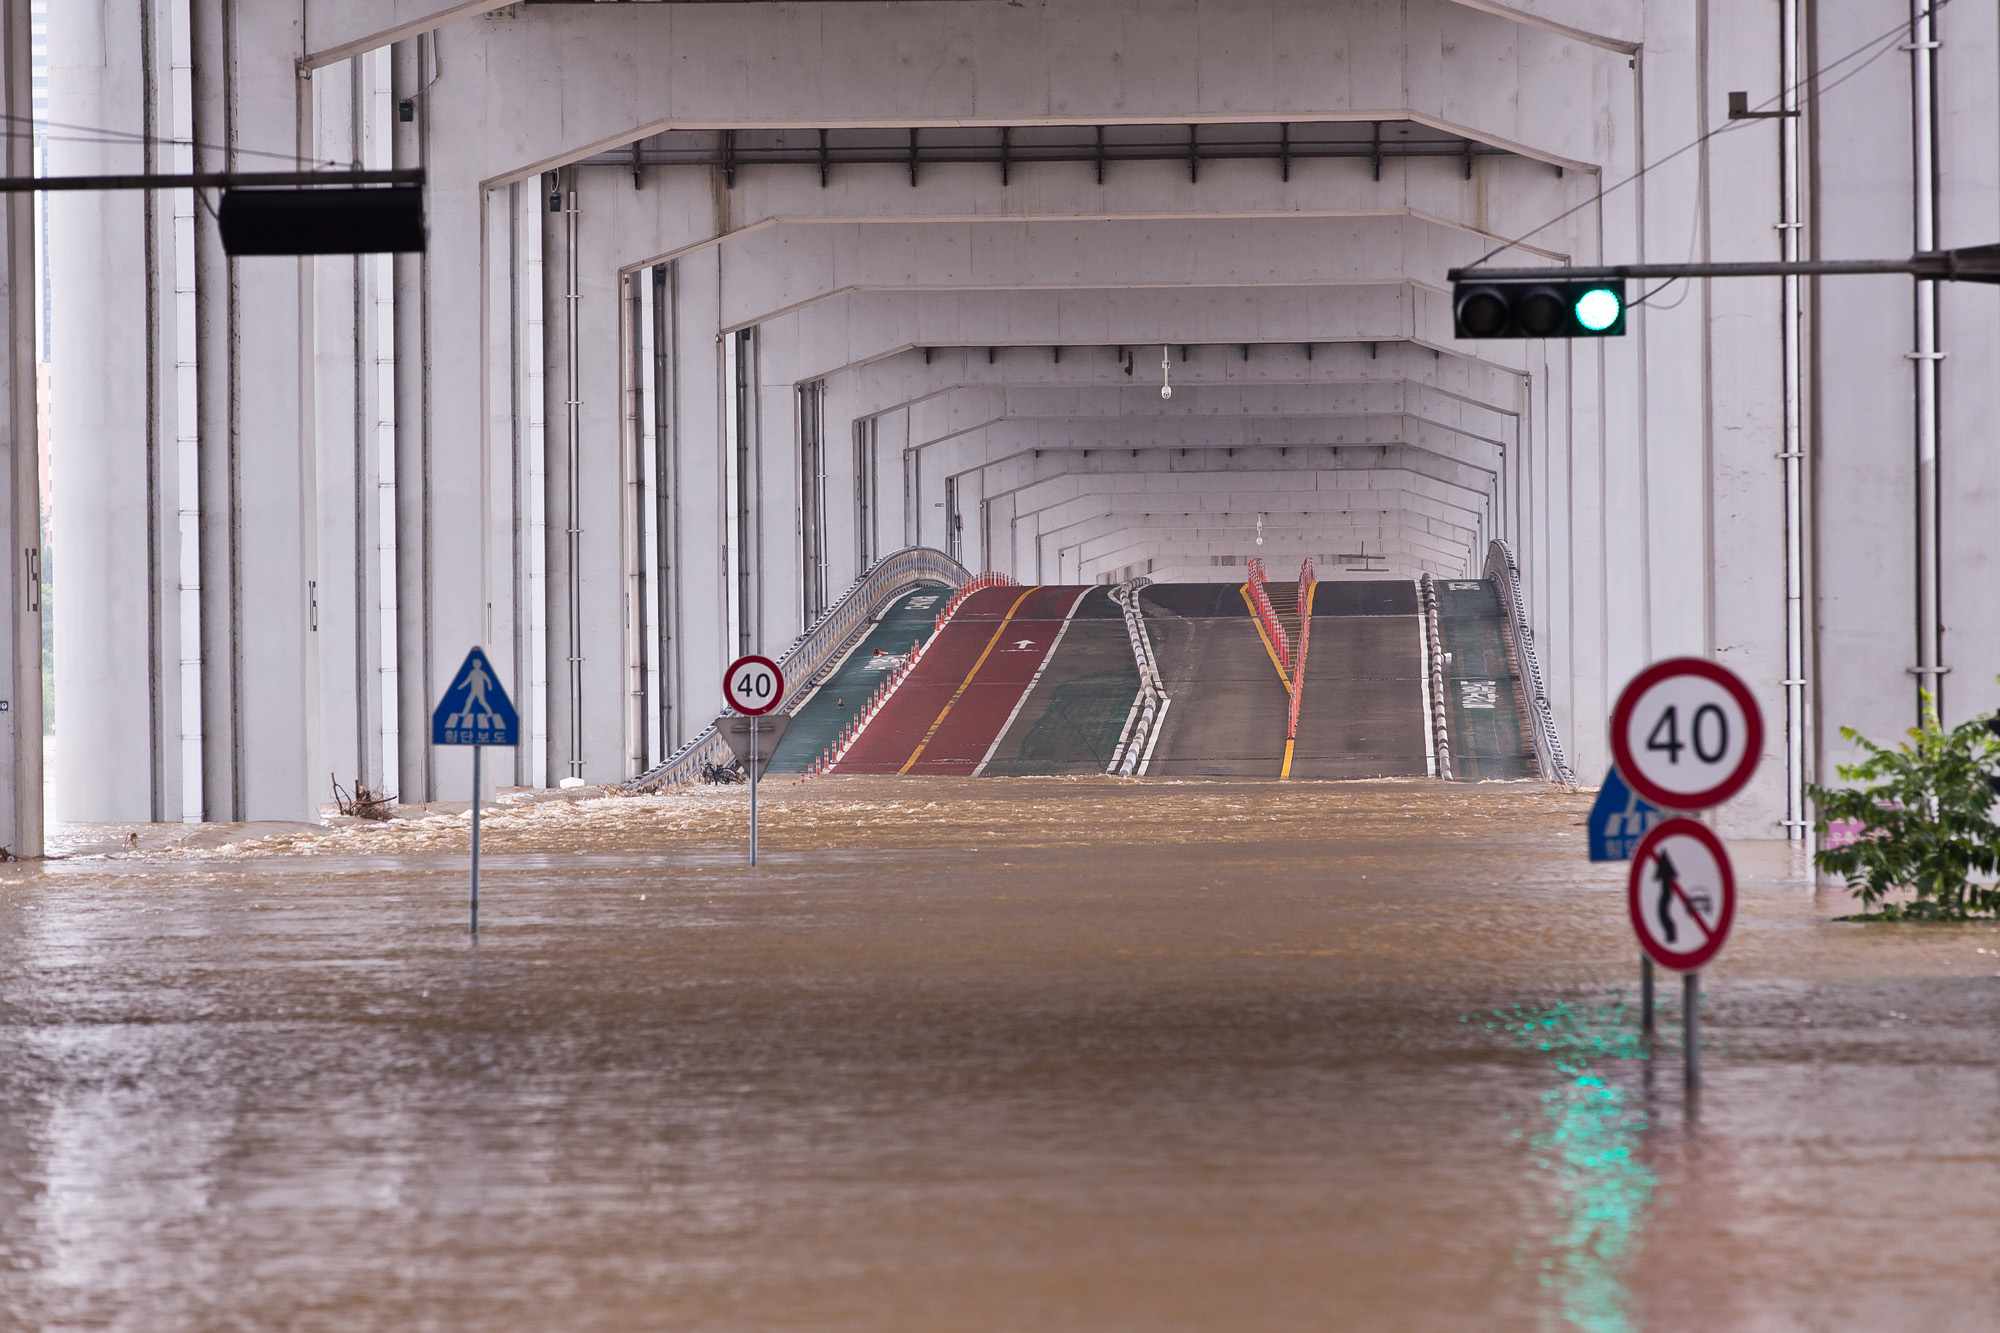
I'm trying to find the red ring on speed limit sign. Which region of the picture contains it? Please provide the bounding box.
[1610,657,1763,812]
[724,654,785,716]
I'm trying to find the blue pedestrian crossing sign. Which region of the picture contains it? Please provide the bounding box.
[432,647,519,747]
[1589,764,1664,862]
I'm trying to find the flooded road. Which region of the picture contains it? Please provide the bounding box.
[3,778,1997,1330]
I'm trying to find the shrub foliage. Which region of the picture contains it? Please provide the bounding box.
[1809,695,2000,920]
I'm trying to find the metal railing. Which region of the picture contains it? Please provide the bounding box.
[1287,559,1314,744]
[1244,556,1292,676]
[932,571,1015,632]
[1107,577,1168,775]
[627,546,972,792]
[1483,539,1575,786]
[1418,573,1454,780]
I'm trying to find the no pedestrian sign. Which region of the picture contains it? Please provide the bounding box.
[1626,818,1737,972]
[1610,658,1763,811]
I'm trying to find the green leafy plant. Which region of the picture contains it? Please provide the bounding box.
[1809,693,2000,920]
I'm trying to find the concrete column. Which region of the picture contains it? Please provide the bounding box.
[308,58,387,802]
[419,48,505,806]
[1934,0,2000,728]
[390,36,431,802]
[1704,0,1790,834]
[0,0,40,856]
[1808,4,1920,777]
[671,247,726,735]
[571,175,634,782]
[818,372,863,594]
[189,0,236,820]
[755,330,800,653]
[47,0,180,823]
[542,168,579,782]
[190,0,322,823]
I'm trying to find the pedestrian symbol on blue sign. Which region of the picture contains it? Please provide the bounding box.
[432,647,518,747]
[1589,764,1664,861]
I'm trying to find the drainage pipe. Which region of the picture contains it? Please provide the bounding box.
[1909,0,1944,723]
[1779,0,1807,842]
[564,176,585,778]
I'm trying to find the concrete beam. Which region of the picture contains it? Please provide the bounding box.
[303,0,512,70]
[704,213,1501,333]
[441,0,1627,183]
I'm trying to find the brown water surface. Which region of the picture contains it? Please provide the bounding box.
[3,778,1997,1330]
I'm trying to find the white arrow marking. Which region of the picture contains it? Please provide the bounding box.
[1012,639,1036,649]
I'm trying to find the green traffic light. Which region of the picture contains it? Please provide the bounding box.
[1574,287,1622,332]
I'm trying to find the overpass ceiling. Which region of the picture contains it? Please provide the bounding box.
[550,41,1553,585]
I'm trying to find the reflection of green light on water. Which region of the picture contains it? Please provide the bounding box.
[1494,999,1655,1333]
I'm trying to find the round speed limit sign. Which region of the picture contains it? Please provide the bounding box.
[724,654,784,716]
[1610,658,1763,811]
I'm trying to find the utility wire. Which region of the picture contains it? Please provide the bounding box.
[1464,0,1957,272]
[0,112,354,171]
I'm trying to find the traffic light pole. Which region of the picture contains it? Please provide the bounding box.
[1449,246,2000,286]
[0,168,424,193]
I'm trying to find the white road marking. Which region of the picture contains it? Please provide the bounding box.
[972,589,1091,776]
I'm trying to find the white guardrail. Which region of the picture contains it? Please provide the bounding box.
[1106,577,1169,775]
[1482,538,1577,787]
[626,546,973,792]
[1418,573,1454,781]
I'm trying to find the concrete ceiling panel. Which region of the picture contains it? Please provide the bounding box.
[712,212,1478,330]
[773,285,1505,380]
[821,340,1527,421]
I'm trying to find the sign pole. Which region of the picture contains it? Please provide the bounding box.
[1684,970,1700,1089]
[431,647,518,937]
[470,743,482,934]
[721,654,784,869]
[1641,956,1654,1036]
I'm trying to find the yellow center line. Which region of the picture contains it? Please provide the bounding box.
[898,586,1041,773]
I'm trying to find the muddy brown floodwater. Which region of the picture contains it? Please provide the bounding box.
[2,777,1998,1331]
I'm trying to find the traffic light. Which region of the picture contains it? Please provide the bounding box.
[1452,279,1626,339]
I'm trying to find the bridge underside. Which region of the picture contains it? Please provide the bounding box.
[19,0,1997,852]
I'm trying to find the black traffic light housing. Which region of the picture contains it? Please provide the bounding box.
[1453,279,1627,339]
[219,187,427,256]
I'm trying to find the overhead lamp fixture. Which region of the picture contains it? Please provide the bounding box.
[1159,344,1172,400]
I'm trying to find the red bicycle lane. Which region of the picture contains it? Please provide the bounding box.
[832,585,1043,774]
[904,585,1090,775]
[833,585,1089,775]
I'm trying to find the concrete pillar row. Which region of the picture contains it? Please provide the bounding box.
[50,3,406,827]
